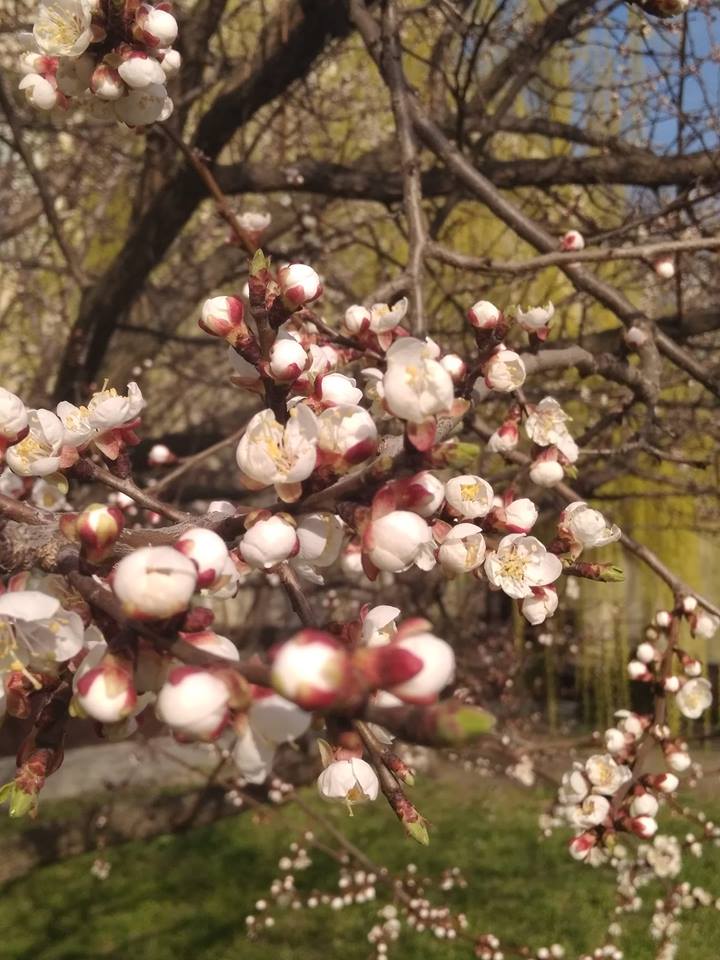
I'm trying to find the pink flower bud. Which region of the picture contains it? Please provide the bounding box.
[604,728,625,754]
[239,515,299,570]
[628,660,650,681]
[156,666,230,740]
[76,502,125,554]
[147,443,176,466]
[654,256,675,279]
[75,649,137,724]
[655,610,672,628]
[112,545,198,619]
[467,299,501,329]
[569,832,597,861]
[118,52,166,89]
[665,744,691,773]
[635,642,656,664]
[487,419,519,453]
[682,595,697,613]
[344,305,371,335]
[406,471,445,518]
[628,815,658,838]
[181,630,239,662]
[664,675,680,693]
[483,348,526,392]
[440,353,466,383]
[494,497,537,534]
[682,657,702,678]
[560,230,585,252]
[365,510,435,574]
[630,792,659,818]
[386,623,455,705]
[521,585,559,626]
[650,772,679,794]
[529,449,564,487]
[135,4,178,47]
[271,630,352,710]
[199,295,246,339]
[159,48,181,77]
[90,64,125,101]
[624,326,649,348]
[278,263,323,309]
[175,527,230,588]
[269,337,308,381]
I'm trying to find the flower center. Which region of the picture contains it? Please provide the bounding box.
[38,5,84,46]
[498,550,529,582]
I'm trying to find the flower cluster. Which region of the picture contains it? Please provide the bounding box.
[18,0,180,125]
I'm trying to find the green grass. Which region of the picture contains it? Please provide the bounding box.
[1,769,720,960]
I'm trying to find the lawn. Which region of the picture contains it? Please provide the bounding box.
[1,766,719,960]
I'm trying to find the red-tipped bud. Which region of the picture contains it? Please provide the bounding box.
[277,263,323,310]
[271,630,352,710]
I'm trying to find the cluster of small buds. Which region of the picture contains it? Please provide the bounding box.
[267,776,294,805]
[89,857,111,880]
[475,933,505,960]
[438,866,467,892]
[579,947,623,960]
[19,0,180,126]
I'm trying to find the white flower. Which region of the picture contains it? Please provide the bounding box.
[317,758,379,805]
[562,502,621,549]
[249,691,312,744]
[5,409,65,477]
[676,678,712,719]
[382,337,454,423]
[558,767,590,804]
[278,263,322,308]
[232,723,275,784]
[483,348,526,392]
[317,404,377,462]
[369,297,408,333]
[0,590,84,675]
[521,586,558,625]
[584,754,632,795]
[175,528,230,588]
[33,0,92,56]
[19,72,60,110]
[181,630,239,662]
[156,667,230,740]
[316,373,363,406]
[570,794,610,829]
[444,475,494,519]
[467,299,501,329]
[437,523,486,574]
[271,630,350,710]
[268,336,307,381]
[560,230,585,252]
[646,835,682,879]
[366,511,435,573]
[112,546,198,619]
[484,534,562,600]
[387,629,455,704]
[525,398,572,448]
[136,4,178,46]
[114,83,173,126]
[296,512,344,568]
[118,54,166,89]
[236,406,318,490]
[515,302,555,335]
[233,692,311,784]
[361,605,400,646]
[344,304,371,335]
[55,53,94,95]
[86,381,145,432]
[240,516,299,569]
[0,388,28,443]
